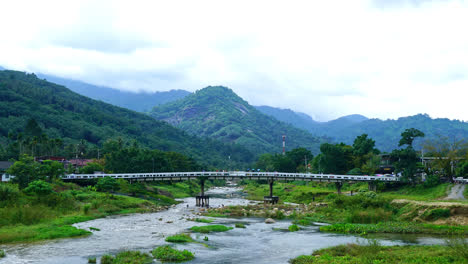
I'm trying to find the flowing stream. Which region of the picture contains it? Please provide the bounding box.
[1,187,447,264]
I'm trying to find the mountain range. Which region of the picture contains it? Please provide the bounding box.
[36,73,191,112]
[2,67,467,154]
[0,70,253,167]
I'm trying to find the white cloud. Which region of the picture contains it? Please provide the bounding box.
[0,0,467,121]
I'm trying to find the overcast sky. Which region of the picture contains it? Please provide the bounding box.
[0,0,467,121]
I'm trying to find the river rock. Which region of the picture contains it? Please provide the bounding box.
[265,218,276,224]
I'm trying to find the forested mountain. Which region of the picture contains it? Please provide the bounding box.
[150,86,326,155]
[256,106,468,152]
[36,73,191,112]
[0,70,253,167]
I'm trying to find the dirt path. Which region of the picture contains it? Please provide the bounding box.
[444,184,466,200]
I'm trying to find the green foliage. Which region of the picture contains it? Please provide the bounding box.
[0,249,5,258]
[100,255,114,264]
[320,222,467,235]
[96,177,118,192]
[79,162,103,174]
[151,86,324,156]
[193,218,213,223]
[288,224,300,232]
[165,233,193,243]
[0,70,253,168]
[235,223,246,228]
[24,180,53,196]
[113,251,152,264]
[0,183,20,203]
[422,209,451,221]
[88,257,96,263]
[152,245,195,262]
[399,128,425,147]
[290,244,466,264]
[445,236,468,260]
[190,225,233,233]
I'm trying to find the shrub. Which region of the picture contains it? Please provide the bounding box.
[96,177,118,192]
[152,246,194,262]
[0,184,19,202]
[88,257,96,263]
[83,204,91,215]
[423,209,451,221]
[24,180,53,196]
[288,224,300,232]
[0,249,5,258]
[100,255,114,264]
[113,251,152,264]
[190,225,233,233]
[165,234,193,243]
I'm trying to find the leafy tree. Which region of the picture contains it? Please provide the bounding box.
[399,128,425,147]
[39,160,65,182]
[286,148,313,172]
[7,154,40,189]
[96,177,119,192]
[423,137,468,180]
[455,161,468,177]
[24,180,53,196]
[391,128,425,183]
[79,162,104,174]
[24,118,42,138]
[318,143,354,174]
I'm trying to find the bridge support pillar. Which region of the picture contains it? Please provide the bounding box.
[196,179,209,207]
[264,179,279,204]
[368,182,377,192]
[335,182,343,195]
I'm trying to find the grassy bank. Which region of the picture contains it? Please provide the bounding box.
[380,183,452,201]
[320,222,468,235]
[0,179,205,244]
[290,242,468,264]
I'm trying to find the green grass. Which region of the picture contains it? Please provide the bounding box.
[190,225,233,233]
[113,251,153,264]
[288,224,300,232]
[88,257,96,263]
[320,222,468,235]
[380,183,451,201]
[152,245,194,262]
[165,233,194,243]
[191,218,213,223]
[464,185,468,199]
[89,227,100,231]
[0,222,92,243]
[290,243,468,264]
[243,181,334,203]
[0,249,5,258]
[235,223,246,228]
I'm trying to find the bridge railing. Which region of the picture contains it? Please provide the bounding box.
[62,171,400,182]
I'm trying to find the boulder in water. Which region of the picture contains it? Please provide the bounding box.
[265,218,276,224]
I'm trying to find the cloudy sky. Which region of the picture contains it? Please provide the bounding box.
[0,0,467,121]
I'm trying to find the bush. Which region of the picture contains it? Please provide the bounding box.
[24,180,53,196]
[190,225,233,233]
[165,234,193,243]
[100,255,114,264]
[288,224,300,232]
[423,209,451,221]
[113,251,152,264]
[88,257,96,263]
[152,246,194,262]
[96,177,118,192]
[0,249,5,258]
[0,184,19,203]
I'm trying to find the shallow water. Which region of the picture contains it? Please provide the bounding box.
[0,187,447,264]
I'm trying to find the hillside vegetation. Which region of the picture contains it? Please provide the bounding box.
[151,86,325,155]
[0,70,253,167]
[257,106,468,152]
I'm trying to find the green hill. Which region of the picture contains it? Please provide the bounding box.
[0,70,253,167]
[150,86,325,155]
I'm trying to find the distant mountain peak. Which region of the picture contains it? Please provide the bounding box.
[334,114,368,123]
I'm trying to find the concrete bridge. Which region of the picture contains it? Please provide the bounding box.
[63,171,400,206]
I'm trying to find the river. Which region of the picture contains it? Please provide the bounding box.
[1,187,447,264]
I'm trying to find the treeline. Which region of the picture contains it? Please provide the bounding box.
[255,129,468,183]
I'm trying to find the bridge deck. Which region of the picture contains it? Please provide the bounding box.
[62,171,399,182]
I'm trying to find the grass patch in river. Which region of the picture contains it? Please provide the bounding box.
[152,245,194,262]
[235,223,246,228]
[165,233,194,243]
[0,249,5,258]
[190,224,233,233]
[288,224,300,232]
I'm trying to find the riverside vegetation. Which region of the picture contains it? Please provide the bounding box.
[0,177,208,243]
